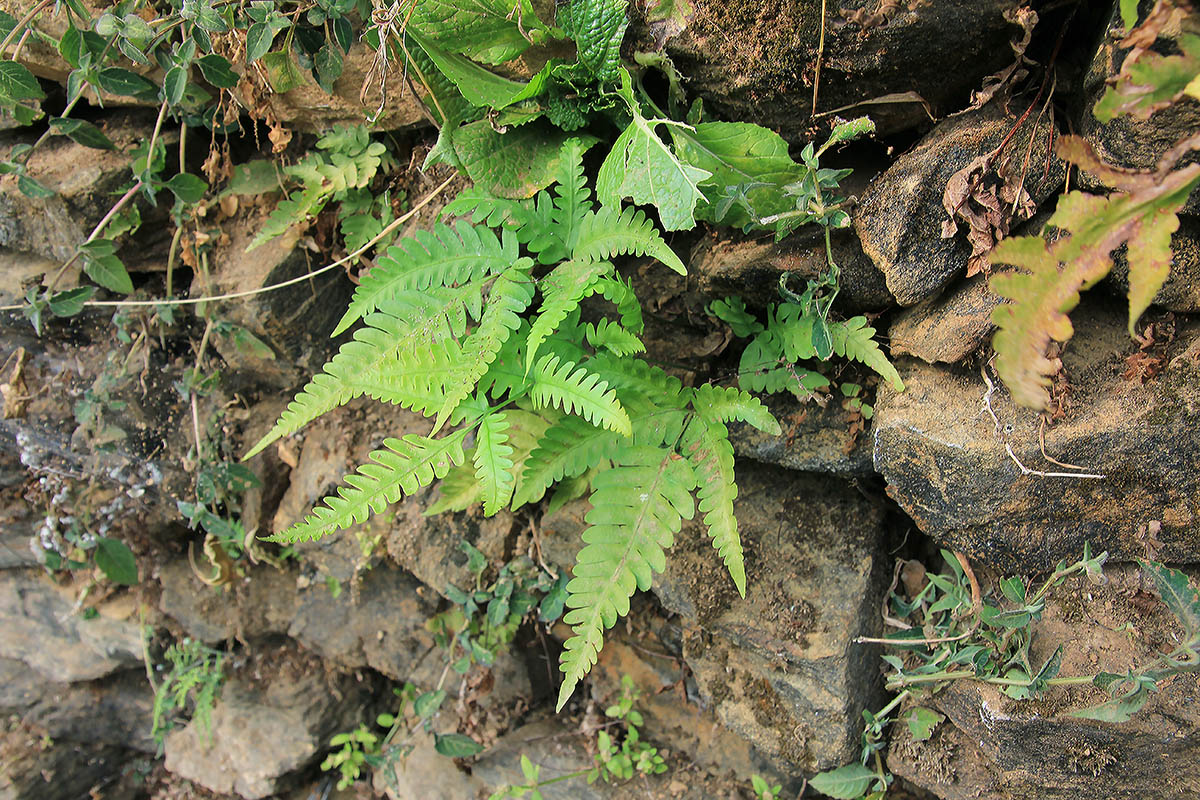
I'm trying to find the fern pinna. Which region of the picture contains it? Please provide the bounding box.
[245,139,781,710]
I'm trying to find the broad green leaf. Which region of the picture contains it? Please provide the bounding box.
[48,287,95,317]
[246,22,276,64]
[260,50,305,93]
[411,30,549,110]
[196,54,238,89]
[163,66,187,106]
[1119,0,1138,30]
[809,763,877,799]
[96,67,156,97]
[166,173,209,204]
[0,61,45,101]
[17,175,55,199]
[905,707,944,742]
[408,0,549,65]
[1071,684,1151,723]
[455,121,593,199]
[84,254,134,294]
[49,117,116,150]
[564,0,628,80]
[1139,559,1200,640]
[414,690,445,718]
[229,159,280,194]
[670,121,803,226]
[433,733,483,758]
[597,73,710,230]
[94,537,138,585]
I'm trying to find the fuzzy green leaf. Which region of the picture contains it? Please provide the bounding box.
[411,29,550,110]
[0,60,45,101]
[268,432,467,543]
[456,121,596,200]
[563,0,628,80]
[409,0,549,65]
[556,446,695,710]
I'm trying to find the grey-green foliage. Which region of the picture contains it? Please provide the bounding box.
[150,637,226,752]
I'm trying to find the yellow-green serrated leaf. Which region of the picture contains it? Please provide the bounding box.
[830,317,905,392]
[556,446,696,710]
[474,412,515,515]
[682,415,745,596]
[268,432,466,543]
[530,354,631,436]
[691,384,781,436]
[572,205,687,274]
[1126,207,1179,336]
[526,259,614,371]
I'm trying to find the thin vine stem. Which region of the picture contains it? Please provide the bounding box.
[0,0,53,57]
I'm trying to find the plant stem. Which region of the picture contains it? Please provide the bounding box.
[0,0,52,57]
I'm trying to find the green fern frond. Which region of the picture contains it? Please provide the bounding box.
[573,205,686,275]
[248,186,328,251]
[525,259,615,371]
[244,287,485,459]
[513,415,618,509]
[434,261,535,430]
[431,409,551,515]
[529,354,631,436]
[474,411,516,515]
[585,319,644,356]
[690,384,781,436]
[829,317,905,391]
[586,353,684,402]
[681,414,745,597]
[442,185,534,230]
[537,137,594,259]
[592,275,644,334]
[268,432,467,543]
[556,446,696,710]
[334,222,518,336]
[738,332,830,398]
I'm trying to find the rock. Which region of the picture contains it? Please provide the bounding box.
[288,564,438,681]
[651,1,1027,138]
[0,733,127,800]
[728,392,874,475]
[0,570,142,683]
[689,226,894,313]
[0,112,170,264]
[888,272,1000,364]
[873,298,1200,571]
[1077,7,1200,215]
[373,732,485,800]
[1109,214,1200,314]
[157,558,299,644]
[540,462,887,777]
[887,564,1200,799]
[163,644,376,800]
[854,104,1063,306]
[0,659,154,753]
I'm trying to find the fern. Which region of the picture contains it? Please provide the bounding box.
[990,136,1200,409]
[690,384,781,436]
[529,354,632,436]
[334,222,519,336]
[268,432,467,543]
[830,317,905,392]
[681,414,745,596]
[556,446,696,711]
[525,259,615,371]
[573,205,687,275]
[474,412,516,515]
[585,318,644,356]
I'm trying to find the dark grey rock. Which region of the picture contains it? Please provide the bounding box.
[854,104,1063,306]
[874,300,1200,571]
[728,392,874,475]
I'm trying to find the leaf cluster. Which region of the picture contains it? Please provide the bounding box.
[246,139,781,711]
[150,637,226,752]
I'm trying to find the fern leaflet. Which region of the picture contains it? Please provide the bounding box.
[474,411,516,515]
[529,354,631,436]
[268,432,467,543]
[681,414,745,597]
[829,317,905,392]
[525,259,615,371]
[557,446,696,710]
[573,205,687,275]
[334,222,518,336]
[690,384,781,436]
[585,319,644,356]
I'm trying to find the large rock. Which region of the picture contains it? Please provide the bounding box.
[540,462,887,777]
[157,558,299,643]
[728,392,874,475]
[888,272,1000,364]
[163,644,376,799]
[651,0,1027,138]
[887,563,1200,799]
[874,299,1200,571]
[854,104,1063,306]
[0,570,142,683]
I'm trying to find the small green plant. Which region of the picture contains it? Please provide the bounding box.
[488,675,666,799]
[33,473,139,587]
[810,548,1200,798]
[321,724,379,791]
[427,542,568,675]
[149,637,226,752]
[750,774,783,800]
